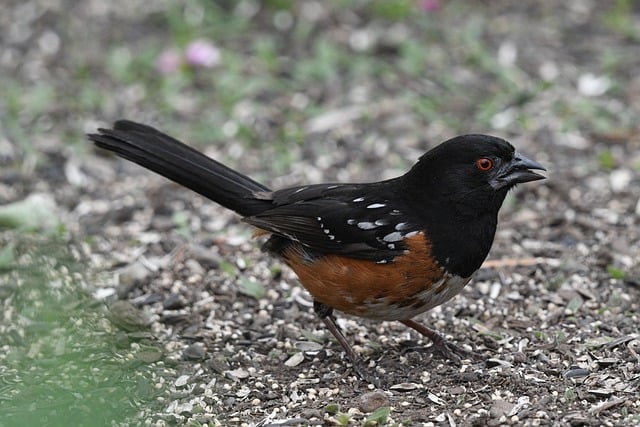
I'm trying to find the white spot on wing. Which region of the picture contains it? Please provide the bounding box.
[375,219,390,226]
[367,203,386,209]
[357,221,378,230]
[353,197,365,202]
[395,222,411,231]
[347,219,357,225]
[383,232,403,242]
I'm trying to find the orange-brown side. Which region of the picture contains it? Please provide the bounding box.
[283,233,445,318]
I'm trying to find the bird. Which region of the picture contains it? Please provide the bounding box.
[88,120,545,380]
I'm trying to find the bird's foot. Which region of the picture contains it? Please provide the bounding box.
[399,319,484,364]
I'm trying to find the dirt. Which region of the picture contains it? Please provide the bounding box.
[2,1,639,425]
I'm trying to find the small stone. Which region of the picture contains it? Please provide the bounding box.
[188,244,221,270]
[595,358,619,368]
[284,352,305,367]
[117,261,152,298]
[459,372,480,382]
[359,391,389,413]
[563,368,590,379]
[225,368,250,380]
[184,258,205,275]
[175,375,190,387]
[108,300,151,331]
[588,389,614,398]
[449,386,465,395]
[513,352,527,364]
[389,382,419,392]
[206,356,230,374]
[135,350,163,363]
[295,341,324,353]
[577,73,610,96]
[183,342,206,360]
[174,401,193,414]
[609,169,631,193]
[300,408,323,420]
[490,399,515,418]
[163,293,187,310]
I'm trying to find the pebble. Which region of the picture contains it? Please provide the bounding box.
[300,408,323,420]
[449,386,465,395]
[563,368,590,379]
[513,352,528,364]
[595,357,619,368]
[117,261,152,298]
[609,169,631,193]
[359,390,389,413]
[184,258,205,275]
[577,73,610,96]
[135,350,163,363]
[295,341,324,352]
[183,342,206,360]
[389,382,419,392]
[108,300,151,331]
[163,293,188,310]
[588,388,614,397]
[188,244,221,269]
[490,399,516,418]
[225,368,250,380]
[284,352,305,367]
[175,375,190,387]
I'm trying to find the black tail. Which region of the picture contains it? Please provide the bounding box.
[88,120,271,216]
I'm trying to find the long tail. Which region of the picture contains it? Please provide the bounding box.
[88,120,271,216]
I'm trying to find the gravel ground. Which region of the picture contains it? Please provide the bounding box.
[2,1,640,426]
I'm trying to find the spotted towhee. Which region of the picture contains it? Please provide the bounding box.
[89,120,545,379]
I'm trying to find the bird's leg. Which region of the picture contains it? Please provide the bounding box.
[399,319,483,363]
[313,301,359,364]
[313,301,378,384]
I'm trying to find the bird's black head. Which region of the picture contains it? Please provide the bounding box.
[400,134,545,277]
[404,134,545,217]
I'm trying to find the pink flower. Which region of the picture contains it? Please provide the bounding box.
[156,48,183,74]
[418,0,440,12]
[185,39,221,68]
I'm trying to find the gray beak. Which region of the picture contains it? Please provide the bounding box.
[491,152,546,189]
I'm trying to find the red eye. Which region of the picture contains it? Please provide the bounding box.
[476,158,493,171]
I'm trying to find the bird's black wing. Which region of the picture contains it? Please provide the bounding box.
[245,182,424,262]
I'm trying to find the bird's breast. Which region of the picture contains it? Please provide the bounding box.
[284,233,472,320]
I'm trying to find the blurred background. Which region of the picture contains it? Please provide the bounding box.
[1,1,639,425]
[2,0,638,179]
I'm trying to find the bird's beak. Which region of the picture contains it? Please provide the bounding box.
[491,152,546,189]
